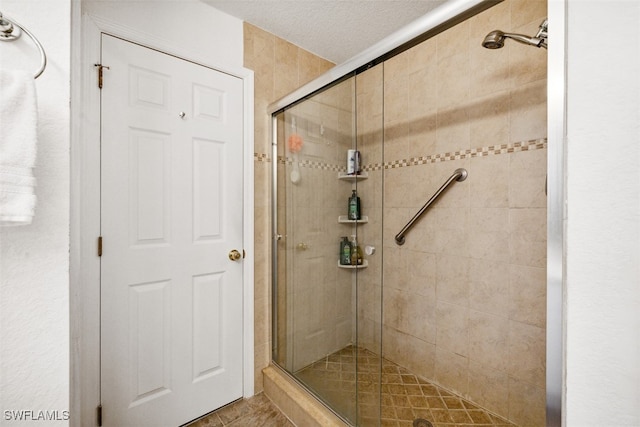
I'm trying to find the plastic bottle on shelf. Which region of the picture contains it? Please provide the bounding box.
[350,235,363,266]
[347,150,361,175]
[348,190,361,220]
[340,237,352,265]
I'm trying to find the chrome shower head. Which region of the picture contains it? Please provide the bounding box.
[482,19,548,50]
[482,30,505,49]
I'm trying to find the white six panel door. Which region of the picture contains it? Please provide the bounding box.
[100,35,244,427]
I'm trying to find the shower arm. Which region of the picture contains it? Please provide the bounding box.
[394,168,467,246]
[502,32,546,48]
[509,18,548,49]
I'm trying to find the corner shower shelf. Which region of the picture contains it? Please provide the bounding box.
[338,172,368,181]
[337,260,368,269]
[338,215,369,224]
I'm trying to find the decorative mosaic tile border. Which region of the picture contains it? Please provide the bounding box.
[370,138,547,171]
[274,157,346,172]
[254,153,270,162]
[254,138,547,172]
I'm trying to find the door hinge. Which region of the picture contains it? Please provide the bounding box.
[98,236,103,257]
[97,405,102,426]
[94,64,110,89]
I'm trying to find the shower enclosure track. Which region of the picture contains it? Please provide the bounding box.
[394,168,467,245]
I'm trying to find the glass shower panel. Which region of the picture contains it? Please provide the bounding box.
[352,64,384,427]
[272,72,384,425]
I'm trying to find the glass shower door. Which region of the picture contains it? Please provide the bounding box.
[272,72,384,425]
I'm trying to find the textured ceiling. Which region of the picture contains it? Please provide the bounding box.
[201,0,449,64]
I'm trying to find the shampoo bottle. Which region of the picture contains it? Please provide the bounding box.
[348,190,361,220]
[340,237,352,265]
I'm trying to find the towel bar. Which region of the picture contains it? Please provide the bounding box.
[0,12,47,79]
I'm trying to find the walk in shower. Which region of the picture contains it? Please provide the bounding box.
[270,0,553,425]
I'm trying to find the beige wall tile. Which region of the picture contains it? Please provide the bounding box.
[383,166,413,209]
[384,51,409,83]
[510,237,546,269]
[469,258,510,318]
[509,207,547,268]
[469,154,509,208]
[436,254,470,306]
[436,301,469,356]
[468,310,509,372]
[468,361,509,416]
[433,211,470,258]
[509,148,547,208]
[509,207,546,243]
[434,348,469,396]
[274,38,299,99]
[407,111,437,159]
[436,53,470,109]
[509,29,547,88]
[382,122,410,167]
[508,320,546,387]
[509,264,546,328]
[405,293,436,344]
[510,0,547,31]
[509,79,547,143]
[384,78,409,124]
[406,38,437,75]
[435,104,471,154]
[383,287,406,332]
[468,207,510,262]
[469,46,510,99]
[408,67,438,121]
[437,19,470,61]
[508,377,546,426]
[406,250,437,299]
[468,91,510,147]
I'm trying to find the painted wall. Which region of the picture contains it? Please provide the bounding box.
[564,1,640,425]
[0,0,71,425]
[82,0,243,69]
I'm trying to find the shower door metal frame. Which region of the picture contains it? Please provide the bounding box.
[269,1,565,426]
[546,1,566,426]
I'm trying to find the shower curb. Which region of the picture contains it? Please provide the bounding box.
[263,365,348,427]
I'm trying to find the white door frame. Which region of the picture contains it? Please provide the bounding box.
[70,13,254,427]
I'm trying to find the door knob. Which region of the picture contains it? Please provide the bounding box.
[228,250,242,261]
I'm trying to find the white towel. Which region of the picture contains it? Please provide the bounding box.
[0,70,38,226]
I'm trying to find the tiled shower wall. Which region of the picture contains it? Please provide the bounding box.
[246,0,547,423]
[359,1,547,425]
[243,23,335,393]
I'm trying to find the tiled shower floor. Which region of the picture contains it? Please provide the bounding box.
[296,346,517,427]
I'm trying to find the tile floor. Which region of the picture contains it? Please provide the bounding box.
[185,393,294,427]
[296,346,517,427]
[186,345,518,427]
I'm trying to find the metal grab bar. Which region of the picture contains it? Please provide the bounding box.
[395,168,468,245]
